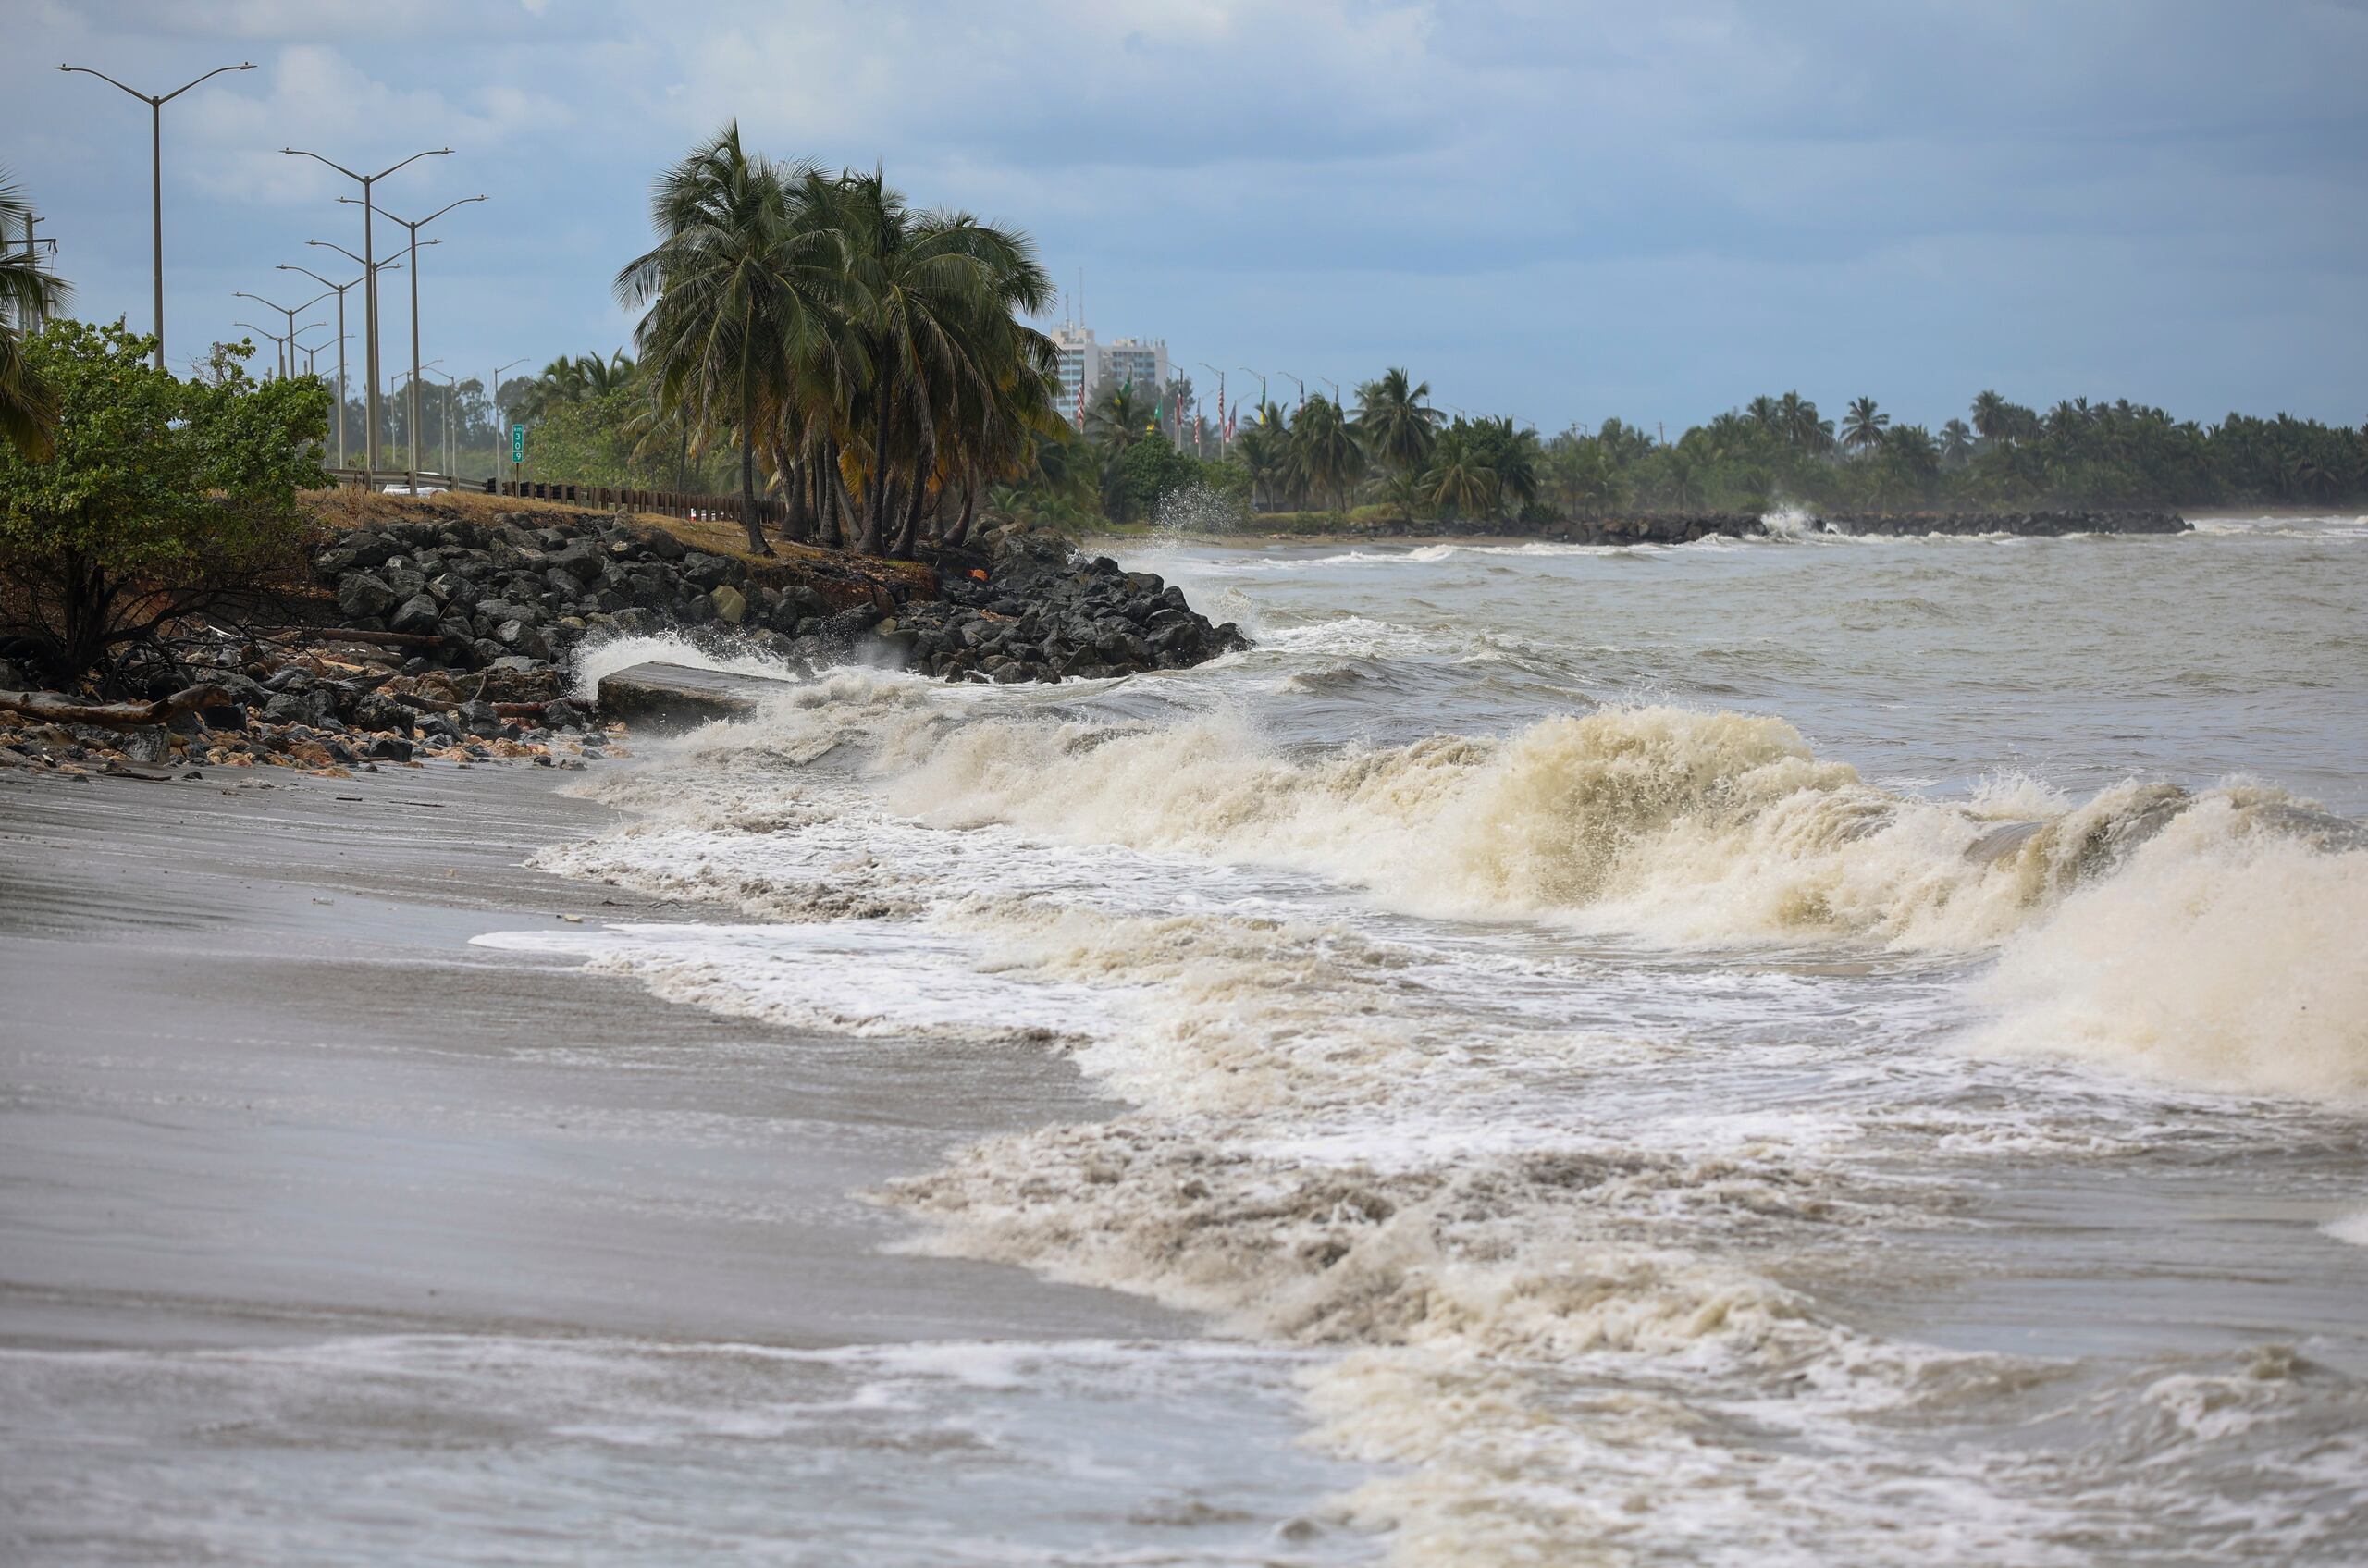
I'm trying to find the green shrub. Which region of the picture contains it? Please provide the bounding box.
[0,321,328,685]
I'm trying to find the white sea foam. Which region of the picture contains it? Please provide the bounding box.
[1972,806,2368,1103]
[488,525,2368,1564]
[566,628,814,704]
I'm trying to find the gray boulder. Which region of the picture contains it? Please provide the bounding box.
[336,573,397,622]
[390,593,443,635]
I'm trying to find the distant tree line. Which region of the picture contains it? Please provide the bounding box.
[986,374,2368,533]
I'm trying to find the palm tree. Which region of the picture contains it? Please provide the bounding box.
[1480,416,1540,518]
[1234,401,1288,511]
[1778,390,1832,454]
[514,349,637,420]
[615,124,840,554]
[831,167,1055,555]
[1290,392,1365,510]
[1352,366,1440,475]
[1842,396,1890,452]
[1969,389,2012,446]
[0,168,72,460]
[1745,394,1782,435]
[1421,424,1496,518]
[1088,379,1153,458]
[1940,418,1974,463]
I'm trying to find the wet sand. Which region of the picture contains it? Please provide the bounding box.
[0,762,1358,1564]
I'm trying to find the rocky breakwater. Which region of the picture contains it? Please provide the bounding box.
[1521,509,2190,545]
[315,510,846,667]
[880,525,1250,684]
[319,508,1247,694]
[1813,508,2189,537]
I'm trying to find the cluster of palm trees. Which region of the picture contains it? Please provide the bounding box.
[512,349,635,421]
[613,125,1060,557]
[1540,388,2368,514]
[0,168,72,460]
[1210,367,1541,522]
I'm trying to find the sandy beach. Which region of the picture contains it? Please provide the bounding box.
[0,759,1358,1564]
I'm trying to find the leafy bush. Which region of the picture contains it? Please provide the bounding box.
[0,320,328,685]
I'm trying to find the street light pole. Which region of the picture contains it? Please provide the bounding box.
[233,321,293,376]
[233,289,332,379]
[302,242,411,474]
[424,366,457,479]
[57,60,254,371]
[1238,367,1268,418]
[279,145,452,476]
[351,195,485,491]
[292,324,332,379]
[490,357,527,490]
[280,260,397,471]
[1278,372,1304,412]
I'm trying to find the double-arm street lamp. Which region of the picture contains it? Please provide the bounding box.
[278,145,451,475]
[393,359,446,478]
[348,194,486,489]
[57,60,255,370]
[303,241,415,467]
[279,255,401,470]
[234,319,315,377]
[232,288,334,379]
[293,323,337,379]
[1238,366,1269,419]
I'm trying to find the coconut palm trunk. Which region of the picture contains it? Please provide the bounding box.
[736,377,769,554]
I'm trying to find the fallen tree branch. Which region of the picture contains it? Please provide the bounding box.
[0,683,234,731]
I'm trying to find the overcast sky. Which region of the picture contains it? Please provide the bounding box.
[11,0,2366,433]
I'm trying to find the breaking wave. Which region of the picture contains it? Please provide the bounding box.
[865,700,2363,1102]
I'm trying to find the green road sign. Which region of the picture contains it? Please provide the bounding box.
[511,423,525,463]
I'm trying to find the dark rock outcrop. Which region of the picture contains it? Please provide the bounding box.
[311,511,1251,694]
[884,525,1249,685]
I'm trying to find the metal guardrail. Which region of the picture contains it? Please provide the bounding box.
[321,468,783,525]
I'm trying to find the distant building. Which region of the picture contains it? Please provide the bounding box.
[1046,325,1173,425]
[1104,337,1169,401]
[1049,325,1099,418]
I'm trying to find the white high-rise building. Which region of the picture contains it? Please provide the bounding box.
[1104,337,1169,400]
[1046,325,1174,425]
[1049,325,1099,418]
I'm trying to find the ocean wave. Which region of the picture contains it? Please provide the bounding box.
[488,662,2367,1562]
[1970,803,2368,1102]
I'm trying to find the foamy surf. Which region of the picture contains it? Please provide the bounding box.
[485,523,2368,1564]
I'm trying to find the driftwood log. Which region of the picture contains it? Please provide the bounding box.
[388,691,551,719]
[0,684,234,731]
[296,627,448,651]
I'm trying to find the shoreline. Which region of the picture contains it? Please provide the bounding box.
[0,756,1183,1347]
[0,755,1366,1562]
